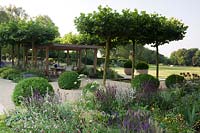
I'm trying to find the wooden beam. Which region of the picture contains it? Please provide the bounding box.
[45,46,49,75]
[93,49,97,74]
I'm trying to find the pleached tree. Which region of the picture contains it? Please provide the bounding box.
[149,14,188,78]
[75,6,123,85]
[121,9,154,79]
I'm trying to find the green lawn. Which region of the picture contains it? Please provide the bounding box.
[111,65,200,79]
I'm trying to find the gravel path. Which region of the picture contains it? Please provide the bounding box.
[0,77,166,114]
[0,79,16,112]
[0,78,131,114]
[0,103,6,114]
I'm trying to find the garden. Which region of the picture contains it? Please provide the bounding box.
[0,66,200,132]
[0,4,200,133]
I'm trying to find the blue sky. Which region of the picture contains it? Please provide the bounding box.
[0,0,199,57]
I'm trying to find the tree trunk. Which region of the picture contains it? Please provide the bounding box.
[131,40,136,79]
[17,44,20,68]
[103,37,111,86]
[11,44,14,67]
[156,45,159,79]
[22,44,25,69]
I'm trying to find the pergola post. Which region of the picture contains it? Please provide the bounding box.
[33,47,37,68]
[93,49,97,74]
[45,46,49,75]
[85,49,87,65]
[75,50,78,67]
[23,46,28,69]
[78,49,82,70]
[66,50,70,65]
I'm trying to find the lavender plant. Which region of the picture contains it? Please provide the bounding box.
[121,109,151,132]
[95,84,117,113]
[6,91,76,132]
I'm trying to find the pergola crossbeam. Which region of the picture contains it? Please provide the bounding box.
[25,43,102,75]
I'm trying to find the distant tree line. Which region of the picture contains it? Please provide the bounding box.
[113,44,170,65]
[170,48,200,66]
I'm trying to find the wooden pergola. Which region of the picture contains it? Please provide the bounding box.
[29,43,102,75]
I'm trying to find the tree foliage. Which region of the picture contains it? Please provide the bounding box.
[0,5,59,68]
[25,15,59,45]
[0,5,28,65]
[170,48,200,66]
[149,14,188,78]
[75,6,122,85]
[75,5,188,82]
[120,9,155,78]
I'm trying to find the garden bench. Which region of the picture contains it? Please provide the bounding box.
[23,73,36,78]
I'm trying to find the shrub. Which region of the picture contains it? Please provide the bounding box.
[78,67,122,79]
[7,94,76,132]
[135,62,149,70]
[124,60,132,68]
[0,68,20,79]
[131,74,159,93]
[173,92,200,128]
[0,67,10,75]
[58,71,81,90]
[81,57,93,65]
[7,72,22,82]
[95,85,117,113]
[0,67,48,82]
[122,110,151,132]
[157,89,181,110]
[165,74,185,88]
[116,59,128,67]
[103,69,123,79]
[12,77,54,105]
[82,82,99,96]
[78,67,97,78]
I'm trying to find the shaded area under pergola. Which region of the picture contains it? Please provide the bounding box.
[25,43,102,75]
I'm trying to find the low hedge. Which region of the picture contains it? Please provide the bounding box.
[0,68,20,79]
[58,71,81,90]
[124,60,132,68]
[131,74,160,93]
[12,77,54,105]
[165,74,185,88]
[135,62,149,70]
[0,67,10,74]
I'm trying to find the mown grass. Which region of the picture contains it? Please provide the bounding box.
[111,64,200,79]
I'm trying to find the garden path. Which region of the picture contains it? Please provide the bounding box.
[0,79,15,114]
[0,78,131,114]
